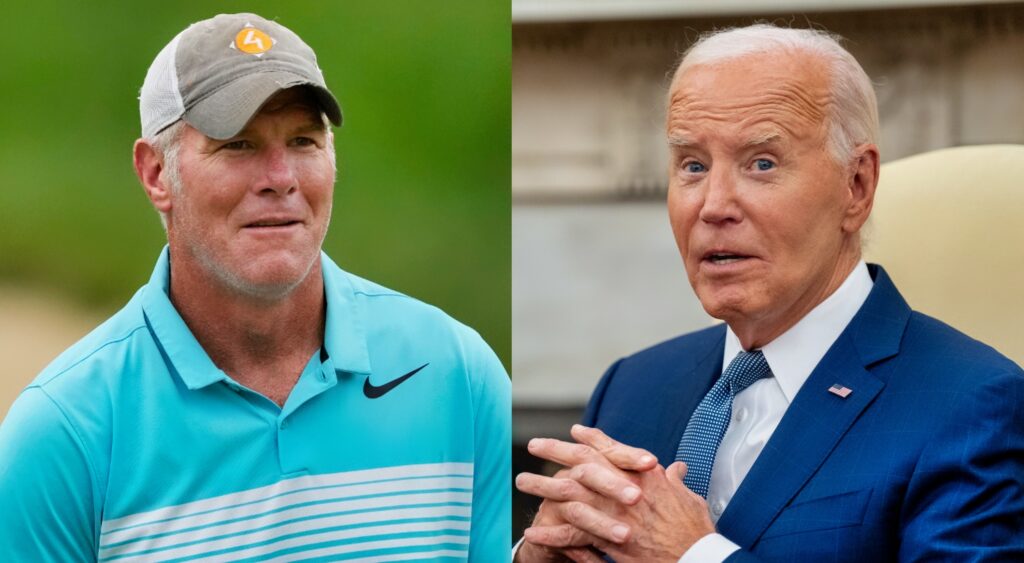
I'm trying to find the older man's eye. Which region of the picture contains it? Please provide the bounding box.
[292,137,317,147]
[754,158,775,171]
[683,161,707,174]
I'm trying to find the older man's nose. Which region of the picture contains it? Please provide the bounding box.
[699,167,742,224]
[256,147,298,195]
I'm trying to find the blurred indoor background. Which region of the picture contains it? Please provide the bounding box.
[0,2,510,416]
[512,0,1024,535]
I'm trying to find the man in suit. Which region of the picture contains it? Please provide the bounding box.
[515,24,1024,562]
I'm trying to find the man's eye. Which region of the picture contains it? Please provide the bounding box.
[292,137,316,147]
[684,161,707,174]
[221,140,251,150]
[754,158,775,171]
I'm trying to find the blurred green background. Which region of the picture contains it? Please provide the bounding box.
[0,2,510,370]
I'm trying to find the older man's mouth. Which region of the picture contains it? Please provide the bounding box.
[703,252,752,265]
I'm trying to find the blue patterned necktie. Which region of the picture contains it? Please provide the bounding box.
[675,349,773,498]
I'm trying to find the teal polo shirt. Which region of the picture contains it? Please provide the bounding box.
[0,247,510,562]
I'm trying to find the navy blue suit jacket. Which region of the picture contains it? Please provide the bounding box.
[583,265,1024,561]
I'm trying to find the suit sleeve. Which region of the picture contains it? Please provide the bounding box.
[898,367,1024,560]
[466,332,511,562]
[0,386,98,561]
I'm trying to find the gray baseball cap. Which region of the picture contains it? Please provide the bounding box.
[139,13,342,140]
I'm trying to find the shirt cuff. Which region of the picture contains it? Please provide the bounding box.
[678,533,741,563]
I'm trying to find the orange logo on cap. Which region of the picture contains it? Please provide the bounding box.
[234,27,273,55]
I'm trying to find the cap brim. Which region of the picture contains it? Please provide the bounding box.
[183,70,342,140]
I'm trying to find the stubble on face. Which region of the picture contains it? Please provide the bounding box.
[167,88,336,304]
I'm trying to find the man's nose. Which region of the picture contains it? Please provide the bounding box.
[255,146,298,195]
[698,166,742,224]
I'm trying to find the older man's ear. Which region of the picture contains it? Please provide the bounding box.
[842,143,881,235]
[133,139,173,215]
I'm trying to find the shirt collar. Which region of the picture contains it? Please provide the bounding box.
[141,246,225,389]
[723,260,873,402]
[320,251,372,376]
[140,246,372,391]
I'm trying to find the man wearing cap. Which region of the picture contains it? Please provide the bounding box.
[0,13,509,562]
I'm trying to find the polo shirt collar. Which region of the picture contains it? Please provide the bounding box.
[320,252,372,376]
[140,247,372,391]
[141,246,226,389]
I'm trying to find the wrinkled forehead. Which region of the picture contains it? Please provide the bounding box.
[667,51,833,139]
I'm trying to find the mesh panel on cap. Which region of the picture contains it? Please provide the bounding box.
[139,33,185,138]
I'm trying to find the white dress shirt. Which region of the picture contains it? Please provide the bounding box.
[680,261,873,562]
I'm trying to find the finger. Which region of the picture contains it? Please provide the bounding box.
[665,461,703,497]
[528,437,602,467]
[555,501,631,544]
[523,523,596,548]
[666,460,687,482]
[563,546,605,563]
[571,424,658,471]
[516,472,596,503]
[567,462,642,505]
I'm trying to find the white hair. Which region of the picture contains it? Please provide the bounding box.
[147,120,186,230]
[145,112,337,231]
[673,24,879,165]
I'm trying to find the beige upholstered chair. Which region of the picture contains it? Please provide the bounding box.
[864,144,1024,366]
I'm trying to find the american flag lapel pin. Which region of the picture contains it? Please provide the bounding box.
[828,384,853,398]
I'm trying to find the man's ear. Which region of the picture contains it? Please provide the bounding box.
[842,143,880,235]
[133,139,173,214]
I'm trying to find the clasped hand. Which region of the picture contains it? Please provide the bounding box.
[515,425,715,563]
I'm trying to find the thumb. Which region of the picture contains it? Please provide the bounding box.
[667,461,688,482]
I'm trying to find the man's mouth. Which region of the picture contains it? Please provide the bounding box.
[703,252,751,265]
[244,219,301,228]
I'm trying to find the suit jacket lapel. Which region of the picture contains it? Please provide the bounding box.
[653,330,724,463]
[716,335,883,547]
[716,264,911,548]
